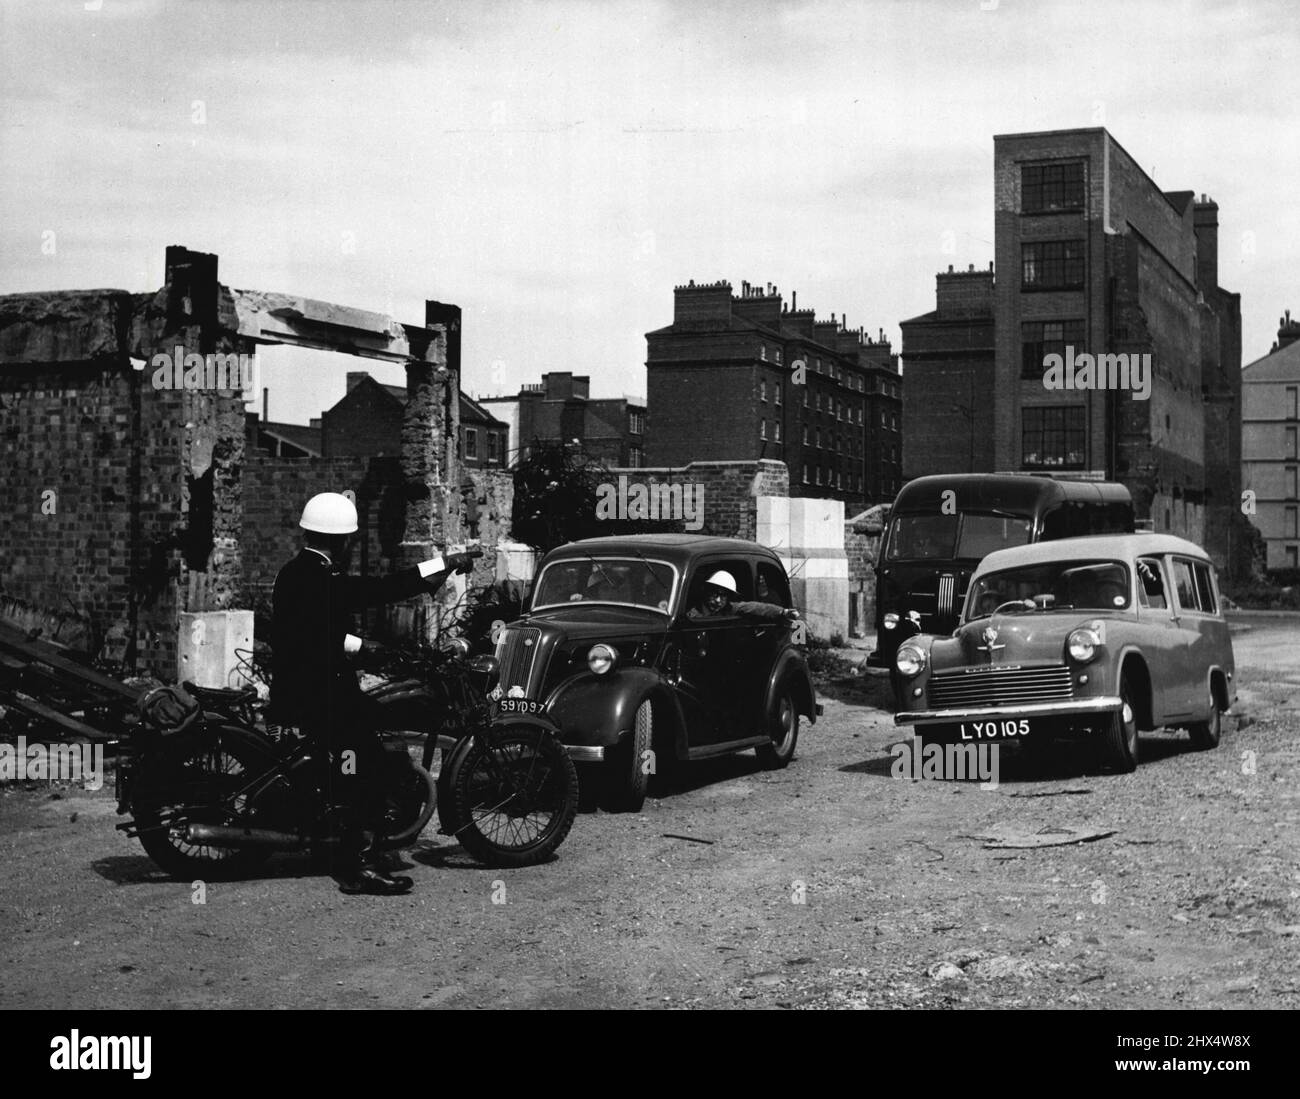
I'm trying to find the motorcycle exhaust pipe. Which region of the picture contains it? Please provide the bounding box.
[184,823,304,850]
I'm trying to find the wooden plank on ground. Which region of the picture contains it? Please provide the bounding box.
[0,692,113,741]
[0,623,142,702]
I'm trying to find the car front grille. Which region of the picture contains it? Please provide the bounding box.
[928,665,1074,709]
[495,626,546,698]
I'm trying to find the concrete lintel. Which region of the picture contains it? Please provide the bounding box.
[229,288,420,363]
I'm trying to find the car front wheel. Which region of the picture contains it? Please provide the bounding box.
[1100,674,1140,773]
[599,698,653,813]
[755,686,799,770]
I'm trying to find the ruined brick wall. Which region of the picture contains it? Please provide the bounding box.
[241,454,402,615]
[598,459,788,542]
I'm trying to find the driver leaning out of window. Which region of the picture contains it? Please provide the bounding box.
[687,570,799,622]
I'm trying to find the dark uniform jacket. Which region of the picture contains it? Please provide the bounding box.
[270,548,440,725]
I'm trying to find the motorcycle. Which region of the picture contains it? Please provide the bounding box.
[115,639,579,875]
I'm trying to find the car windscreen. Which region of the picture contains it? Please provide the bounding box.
[531,557,677,613]
[966,559,1131,618]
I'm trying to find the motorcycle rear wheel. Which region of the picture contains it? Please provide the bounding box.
[133,731,274,879]
[445,724,578,868]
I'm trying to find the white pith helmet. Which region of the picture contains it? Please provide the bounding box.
[299,492,358,534]
[704,570,737,594]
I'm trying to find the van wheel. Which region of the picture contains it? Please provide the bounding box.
[755,686,799,770]
[1188,686,1222,750]
[600,699,653,813]
[1100,675,1140,773]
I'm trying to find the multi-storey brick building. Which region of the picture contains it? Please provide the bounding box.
[480,371,646,468]
[899,263,997,477]
[1242,311,1300,570]
[991,128,1241,567]
[645,279,902,510]
[323,371,508,469]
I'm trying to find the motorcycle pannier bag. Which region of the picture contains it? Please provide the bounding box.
[138,685,206,754]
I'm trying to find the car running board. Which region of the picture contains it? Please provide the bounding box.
[686,736,771,761]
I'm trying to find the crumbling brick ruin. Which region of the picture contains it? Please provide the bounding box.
[0,246,469,678]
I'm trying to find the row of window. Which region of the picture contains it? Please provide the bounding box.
[462,427,503,462]
[759,345,891,396]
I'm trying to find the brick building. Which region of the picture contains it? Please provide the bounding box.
[323,371,508,470]
[645,279,902,510]
[992,129,1241,567]
[899,263,996,477]
[1242,311,1300,570]
[479,371,646,467]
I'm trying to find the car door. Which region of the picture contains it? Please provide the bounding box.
[670,556,755,744]
[1134,554,1180,722]
[745,558,795,725]
[1164,555,1207,720]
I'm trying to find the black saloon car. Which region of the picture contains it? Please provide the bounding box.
[491,535,821,811]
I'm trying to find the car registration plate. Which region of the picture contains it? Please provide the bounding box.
[958,718,1032,741]
[497,698,543,715]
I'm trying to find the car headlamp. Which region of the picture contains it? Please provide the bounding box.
[895,643,927,678]
[588,643,618,675]
[884,612,899,629]
[1067,626,1100,663]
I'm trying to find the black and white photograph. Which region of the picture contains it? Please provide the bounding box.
[0,0,1295,1065]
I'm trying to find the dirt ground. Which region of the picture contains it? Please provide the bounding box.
[2,613,1297,1010]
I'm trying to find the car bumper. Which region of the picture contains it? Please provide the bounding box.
[895,696,1123,727]
[436,732,606,763]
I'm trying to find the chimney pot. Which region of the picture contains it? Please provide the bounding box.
[948,265,954,273]
[968,263,974,272]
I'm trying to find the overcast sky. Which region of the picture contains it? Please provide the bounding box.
[2,0,1296,426]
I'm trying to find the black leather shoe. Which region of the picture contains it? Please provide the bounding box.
[338,868,414,896]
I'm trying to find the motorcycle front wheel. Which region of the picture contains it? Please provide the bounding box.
[444,723,578,868]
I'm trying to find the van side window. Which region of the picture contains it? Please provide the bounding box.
[1136,557,1166,609]
[1171,558,1199,612]
[1192,561,1218,614]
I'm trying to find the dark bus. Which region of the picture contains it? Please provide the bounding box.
[870,474,1134,667]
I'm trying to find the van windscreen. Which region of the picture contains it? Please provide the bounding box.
[885,512,1033,562]
[956,514,1033,558]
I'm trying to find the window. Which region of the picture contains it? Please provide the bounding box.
[1021,240,1085,290]
[488,432,499,462]
[760,379,767,402]
[1022,319,1086,379]
[815,358,821,373]
[1136,557,1166,610]
[1288,426,1298,459]
[803,389,809,408]
[760,344,767,361]
[1022,405,1086,468]
[816,467,823,486]
[1287,386,1298,420]
[1022,161,1084,213]
[464,427,478,459]
[756,562,792,607]
[1288,467,1298,500]
[803,426,809,445]
[816,393,822,411]
[816,428,822,448]
[760,420,767,441]
[775,348,783,365]
[629,411,644,435]
[858,407,863,425]
[775,384,782,407]
[1193,562,1218,614]
[629,446,643,468]
[1288,505,1299,539]
[774,421,782,443]
[1171,558,1198,612]
[802,466,810,485]
[1288,546,1299,569]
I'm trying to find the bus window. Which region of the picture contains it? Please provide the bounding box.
[955,514,1033,558]
[885,514,959,560]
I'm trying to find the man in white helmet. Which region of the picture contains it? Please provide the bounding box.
[271,491,475,896]
[686,569,799,622]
